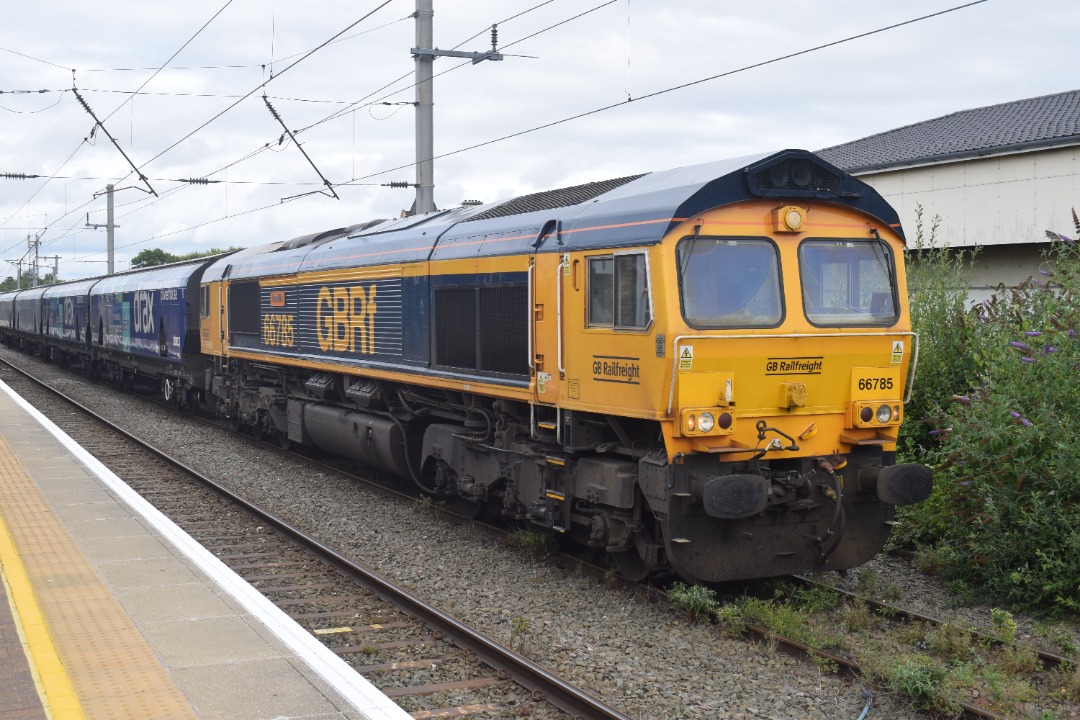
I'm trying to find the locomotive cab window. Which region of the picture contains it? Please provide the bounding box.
[799,239,898,327]
[587,253,652,329]
[677,237,783,328]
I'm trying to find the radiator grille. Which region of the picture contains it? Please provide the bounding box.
[480,286,528,376]
[229,281,261,336]
[434,287,476,369]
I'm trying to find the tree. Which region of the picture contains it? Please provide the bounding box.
[130,246,244,269]
[0,268,51,291]
[130,248,181,268]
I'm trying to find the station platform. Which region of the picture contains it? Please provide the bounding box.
[0,379,411,720]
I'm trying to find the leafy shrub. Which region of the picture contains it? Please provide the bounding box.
[888,655,956,713]
[667,581,720,622]
[899,206,981,459]
[897,210,1080,613]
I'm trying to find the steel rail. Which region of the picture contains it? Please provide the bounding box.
[0,358,633,720]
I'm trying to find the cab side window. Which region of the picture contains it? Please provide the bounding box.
[588,253,651,329]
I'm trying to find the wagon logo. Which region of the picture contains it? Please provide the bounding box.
[316,284,377,354]
[133,290,155,333]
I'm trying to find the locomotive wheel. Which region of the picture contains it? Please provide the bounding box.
[611,502,666,582]
[455,497,485,521]
[611,550,653,583]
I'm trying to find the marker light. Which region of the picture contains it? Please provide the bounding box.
[718,412,733,430]
[687,414,697,432]
[860,406,874,423]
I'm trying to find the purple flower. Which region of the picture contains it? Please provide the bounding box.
[1021,357,1036,363]
[1011,411,1022,420]
[961,481,972,486]
[1024,331,1043,337]
[1010,341,1032,351]
[951,394,971,405]
[1021,418,1032,427]
[1043,344,1057,354]
[1070,329,1076,339]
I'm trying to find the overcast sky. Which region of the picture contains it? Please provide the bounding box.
[1,0,1075,280]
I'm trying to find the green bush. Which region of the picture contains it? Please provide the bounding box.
[899,206,981,459]
[897,210,1080,613]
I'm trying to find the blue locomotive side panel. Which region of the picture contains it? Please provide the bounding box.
[234,277,410,365]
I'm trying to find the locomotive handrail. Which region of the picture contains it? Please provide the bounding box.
[556,254,567,378]
[527,261,534,372]
[664,331,920,416]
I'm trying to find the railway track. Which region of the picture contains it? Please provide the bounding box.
[6,351,1076,719]
[0,359,632,720]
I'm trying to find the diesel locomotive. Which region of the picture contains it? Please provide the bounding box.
[0,149,933,583]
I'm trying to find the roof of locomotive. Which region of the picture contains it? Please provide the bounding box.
[221,149,903,280]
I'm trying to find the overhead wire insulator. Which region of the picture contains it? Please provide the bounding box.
[491,24,498,51]
[383,181,412,189]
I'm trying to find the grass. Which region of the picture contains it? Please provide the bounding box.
[664,577,1077,718]
[505,527,559,560]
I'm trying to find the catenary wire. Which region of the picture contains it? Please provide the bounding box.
[100,0,236,125]
[6,1,399,258]
[337,0,990,187]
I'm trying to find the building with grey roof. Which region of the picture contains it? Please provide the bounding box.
[817,89,1080,300]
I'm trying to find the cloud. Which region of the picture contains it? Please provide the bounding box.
[1,0,1077,279]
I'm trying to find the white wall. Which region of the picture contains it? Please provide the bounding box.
[856,145,1078,299]
[857,145,1080,249]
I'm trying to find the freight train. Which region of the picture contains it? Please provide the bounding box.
[0,149,932,583]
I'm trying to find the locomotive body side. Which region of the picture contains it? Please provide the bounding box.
[196,150,932,583]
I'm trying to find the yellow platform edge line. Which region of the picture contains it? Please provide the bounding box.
[0,510,86,720]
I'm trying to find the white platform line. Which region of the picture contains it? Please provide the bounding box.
[0,380,412,720]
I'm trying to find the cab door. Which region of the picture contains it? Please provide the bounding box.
[530,222,565,408]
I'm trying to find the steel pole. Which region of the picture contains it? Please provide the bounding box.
[414,0,435,214]
[106,184,115,275]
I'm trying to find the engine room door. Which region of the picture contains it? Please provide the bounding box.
[531,243,565,407]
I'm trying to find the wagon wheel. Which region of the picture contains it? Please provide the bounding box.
[183,389,200,415]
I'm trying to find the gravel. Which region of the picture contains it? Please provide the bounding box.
[4,345,1038,719]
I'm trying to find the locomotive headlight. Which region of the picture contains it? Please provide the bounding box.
[876,404,893,423]
[773,205,806,233]
[784,207,804,231]
[698,412,715,433]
